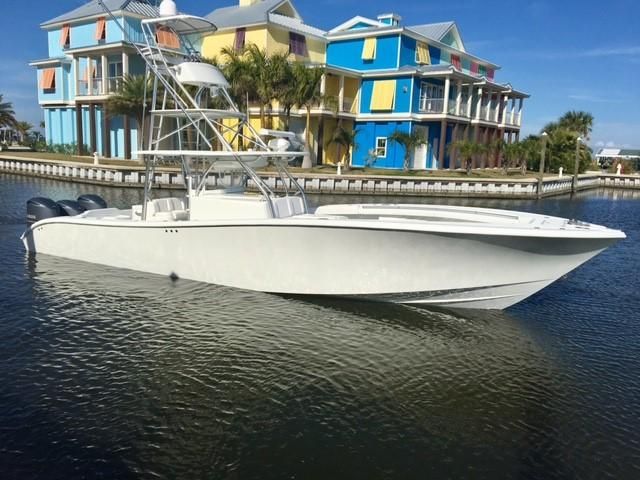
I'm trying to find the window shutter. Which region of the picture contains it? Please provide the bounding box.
[370,80,396,111]
[451,54,461,70]
[156,26,180,49]
[470,62,479,75]
[234,28,246,52]
[362,37,377,60]
[416,42,431,65]
[41,69,56,90]
[60,24,70,48]
[95,17,106,40]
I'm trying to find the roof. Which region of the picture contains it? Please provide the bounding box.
[205,0,293,29]
[596,148,640,157]
[407,21,455,42]
[42,0,158,27]
[268,13,326,38]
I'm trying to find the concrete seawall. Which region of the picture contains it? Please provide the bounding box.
[1,155,639,198]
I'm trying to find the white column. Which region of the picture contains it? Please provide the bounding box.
[86,57,93,96]
[101,54,108,94]
[485,90,492,121]
[501,95,509,125]
[475,87,483,120]
[494,94,501,123]
[319,73,326,109]
[442,76,451,114]
[73,57,80,97]
[122,51,129,75]
[466,85,473,117]
[510,98,516,125]
[338,75,345,113]
[455,80,462,116]
[518,98,524,126]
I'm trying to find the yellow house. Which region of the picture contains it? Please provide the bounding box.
[202,0,360,165]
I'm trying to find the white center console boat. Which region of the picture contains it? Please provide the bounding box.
[21,4,625,309]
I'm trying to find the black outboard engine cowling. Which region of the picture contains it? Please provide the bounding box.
[26,197,61,225]
[57,200,86,217]
[77,194,107,210]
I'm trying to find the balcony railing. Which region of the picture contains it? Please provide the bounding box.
[77,76,123,96]
[419,97,444,113]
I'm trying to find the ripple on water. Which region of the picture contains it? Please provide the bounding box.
[1,177,639,478]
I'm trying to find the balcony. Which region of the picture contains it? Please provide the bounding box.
[324,95,356,114]
[77,76,123,97]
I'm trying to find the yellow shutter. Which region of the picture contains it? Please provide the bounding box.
[362,37,377,60]
[370,80,396,111]
[416,42,431,64]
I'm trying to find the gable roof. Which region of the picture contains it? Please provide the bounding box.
[407,21,466,52]
[42,0,157,27]
[329,16,384,33]
[205,0,300,30]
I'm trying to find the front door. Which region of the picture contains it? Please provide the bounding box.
[413,126,428,170]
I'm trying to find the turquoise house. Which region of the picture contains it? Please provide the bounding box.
[31,0,155,158]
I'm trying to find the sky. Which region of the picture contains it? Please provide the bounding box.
[1,0,638,148]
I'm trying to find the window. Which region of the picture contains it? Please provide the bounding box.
[60,24,70,49]
[415,42,431,64]
[450,54,461,70]
[289,32,307,57]
[156,26,180,49]
[234,28,246,52]
[41,68,56,92]
[370,80,396,111]
[478,65,487,77]
[95,17,106,42]
[361,37,376,60]
[375,137,387,158]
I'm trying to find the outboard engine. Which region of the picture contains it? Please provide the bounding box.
[57,200,86,217]
[26,197,61,225]
[77,194,107,210]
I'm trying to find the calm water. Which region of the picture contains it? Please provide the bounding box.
[1,173,639,479]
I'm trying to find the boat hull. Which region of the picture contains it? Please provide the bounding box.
[22,218,616,309]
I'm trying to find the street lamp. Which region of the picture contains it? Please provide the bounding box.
[537,131,548,199]
[572,136,583,193]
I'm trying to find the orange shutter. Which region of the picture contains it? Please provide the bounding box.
[156,26,180,49]
[41,69,56,90]
[95,17,106,40]
[60,24,70,47]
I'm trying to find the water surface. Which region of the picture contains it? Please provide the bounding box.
[1,174,639,479]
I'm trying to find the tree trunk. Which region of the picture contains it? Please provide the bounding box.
[301,106,312,169]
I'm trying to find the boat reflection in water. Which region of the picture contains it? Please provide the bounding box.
[22,251,576,478]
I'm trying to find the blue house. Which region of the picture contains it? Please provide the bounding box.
[31,0,157,158]
[326,14,529,169]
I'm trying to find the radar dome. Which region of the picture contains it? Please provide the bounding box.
[159,0,178,17]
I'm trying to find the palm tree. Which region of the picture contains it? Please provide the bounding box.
[291,63,326,168]
[218,47,254,112]
[449,140,485,174]
[486,138,505,168]
[326,123,358,169]
[105,75,153,152]
[502,141,524,173]
[558,110,594,140]
[389,129,427,172]
[0,94,16,128]
[15,121,33,144]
